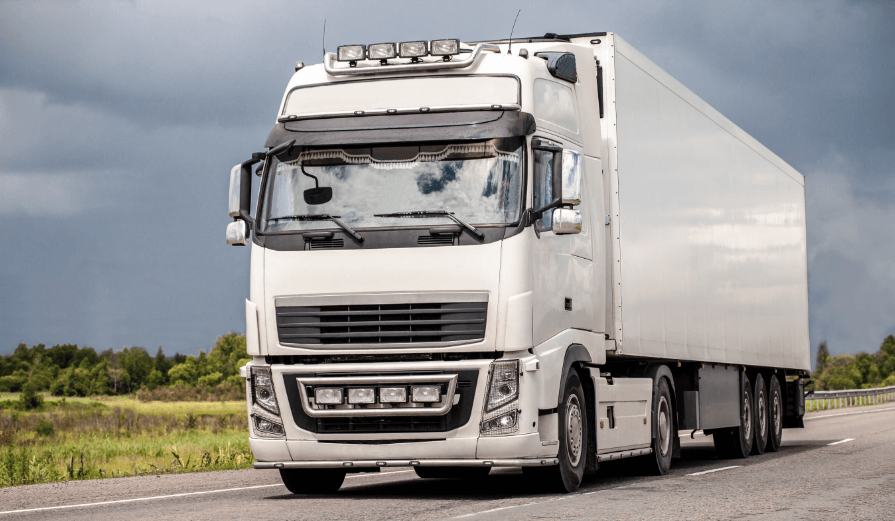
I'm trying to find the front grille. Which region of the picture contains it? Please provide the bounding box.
[317,416,445,433]
[276,302,487,345]
[283,370,480,434]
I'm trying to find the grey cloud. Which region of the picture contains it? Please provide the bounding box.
[0,0,893,355]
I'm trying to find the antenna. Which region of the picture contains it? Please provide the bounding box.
[322,19,327,57]
[507,9,521,55]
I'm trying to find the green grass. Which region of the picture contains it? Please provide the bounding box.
[0,393,252,487]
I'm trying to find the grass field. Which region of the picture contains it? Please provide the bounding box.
[0,393,252,487]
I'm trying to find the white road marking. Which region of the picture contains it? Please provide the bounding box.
[805,406,895,421]
[687,465,741,476]
[828,438,855,446]
[0,469,415,516]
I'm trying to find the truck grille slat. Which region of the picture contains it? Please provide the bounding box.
[276,302,487,345]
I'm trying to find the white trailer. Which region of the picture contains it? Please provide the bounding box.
[227,32,810,494]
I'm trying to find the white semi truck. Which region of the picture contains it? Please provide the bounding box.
[228,32,810,493]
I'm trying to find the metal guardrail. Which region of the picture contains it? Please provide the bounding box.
[805,384,895,412]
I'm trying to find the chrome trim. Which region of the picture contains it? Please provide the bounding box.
[596,447,653,462]
[275,291,488,307]
[277,103,520,123]
[296,374,458,417]
[324,43,500,76]
[552,208,582,235]
[253,457,558,469]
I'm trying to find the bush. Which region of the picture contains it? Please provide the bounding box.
[19,385,43,410]
[34,419,54,437]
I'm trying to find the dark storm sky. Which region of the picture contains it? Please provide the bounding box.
[1,0,893,358]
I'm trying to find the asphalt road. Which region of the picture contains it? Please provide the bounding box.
[2,402,893,520]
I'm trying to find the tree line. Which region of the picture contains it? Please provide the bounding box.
[0,333,250,398]
[812,335,895,391]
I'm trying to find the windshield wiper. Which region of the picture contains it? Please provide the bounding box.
[373,210,484,239]
[268,214,364,242]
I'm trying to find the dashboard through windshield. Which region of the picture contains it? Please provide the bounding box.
[258,137,524,233]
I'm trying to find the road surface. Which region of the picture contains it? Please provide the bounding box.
[1,402,893,520]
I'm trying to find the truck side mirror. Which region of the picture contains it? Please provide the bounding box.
[561,150,583,207]
[552,208,582,235]
[226,220,249,246]
[531,139,564,217]
[227,153,264,246]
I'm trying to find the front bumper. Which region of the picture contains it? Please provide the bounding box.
[253,457,558,469]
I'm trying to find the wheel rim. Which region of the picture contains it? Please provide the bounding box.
[657,395,671,457]
[743,393,752,442]
[566,394,583,467]
[772,391,781,435]
[758,390,767,438]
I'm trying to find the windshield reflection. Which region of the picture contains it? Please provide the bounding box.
[260,138,524,233]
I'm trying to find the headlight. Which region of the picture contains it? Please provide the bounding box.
[380,387,407,403]
[481,410,517,434]
[485,360,519,412]
[315,388,344,405]
[251,366,279,415]
[412,386,441,403]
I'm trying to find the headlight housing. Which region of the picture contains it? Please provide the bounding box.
[481,360,520,436]
[251,366,279,415]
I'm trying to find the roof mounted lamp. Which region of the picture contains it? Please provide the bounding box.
[430,39,460,61]
[337,45,366,67]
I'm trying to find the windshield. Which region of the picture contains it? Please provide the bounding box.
[259,137,524,233]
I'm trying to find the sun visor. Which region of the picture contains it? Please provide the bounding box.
[265,111,536,149]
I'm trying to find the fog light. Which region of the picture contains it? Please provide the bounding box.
[481,410,518,434]
[348,388,375,404]
[399,41,428,58]
[368,43,397,60]
[380,387,407,403]
[337,45,366,62]
[253,415,285,437]
[430,39,460,56]
[315,387,343,405]
[412,386,441,403]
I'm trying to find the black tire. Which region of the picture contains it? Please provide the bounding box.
[766,375,784,452]
[751,374,769,455]
[643,377,674,475]
[713,374,754,459]
[279,468,346,494]
[524,370,587,492]
[414,466,491,479]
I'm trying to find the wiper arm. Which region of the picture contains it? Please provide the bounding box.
[268,214,364,242]
[373,210,484,239]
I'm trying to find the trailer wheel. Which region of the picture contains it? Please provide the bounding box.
[751,374,769,455]
[279,469,346,494]
[523,370,587,492]
[766,375,784,452]
[642,377,673,475]
[712,374,755,459]
[414,467,491,479]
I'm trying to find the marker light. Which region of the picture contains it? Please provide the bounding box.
[430,39,460,56]
[348,388,376,404]
[412,386,441,403]
[337,45,366,62]
[399,41,428,58]
[380,387,407,403]
[315,387,343,405]
[368,43,397,60]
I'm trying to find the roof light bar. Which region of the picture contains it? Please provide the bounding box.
[430,39,460,57]
[399,41,428,58]
[337,45,366,62]
[368,42,397,61]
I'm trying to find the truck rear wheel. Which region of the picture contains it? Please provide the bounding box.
[414,467,491,479]
[766,375,784,452]
[279,468,346,494]
[751,374,769,455]
[523,370,587,493]
[713,374,754,458]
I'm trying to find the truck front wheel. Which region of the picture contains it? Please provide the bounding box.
[523,369,587,492]
[642,377,674,475]
[279,468,346,494]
